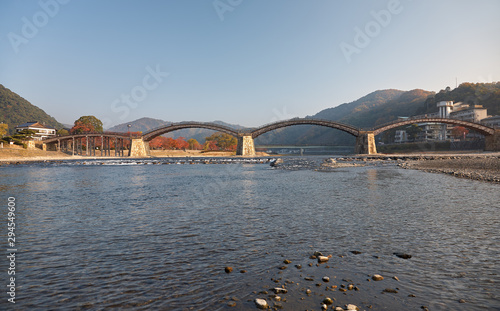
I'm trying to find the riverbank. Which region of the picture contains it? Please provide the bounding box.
[0,148,269,164]
[149,150,269,157]
[398,156,500,183]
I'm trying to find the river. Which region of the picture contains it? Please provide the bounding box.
[0,157,499,310]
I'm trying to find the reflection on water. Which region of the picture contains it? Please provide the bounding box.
[0,158,499,310]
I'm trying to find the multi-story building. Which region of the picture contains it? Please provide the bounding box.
[481,115,500,129]
[15,121,56,141]
[449,102,488,122]
[394,130,408,143]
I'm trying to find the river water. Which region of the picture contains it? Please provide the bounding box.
[0,157,499,310]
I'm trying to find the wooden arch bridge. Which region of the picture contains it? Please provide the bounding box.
[42,118,500,157]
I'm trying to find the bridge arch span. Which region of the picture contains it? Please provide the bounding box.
[373,118,495,136]
[250,118,360,139]
[142,122,240,141]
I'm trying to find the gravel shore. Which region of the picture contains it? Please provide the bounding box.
[397,155,500,183]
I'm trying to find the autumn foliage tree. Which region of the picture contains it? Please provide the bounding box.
[0,123,8,138]
[187,138,202,150]
[203,132,237,151]
[452,126,469,140]
[150,136,190,150]
[70,116,103,134]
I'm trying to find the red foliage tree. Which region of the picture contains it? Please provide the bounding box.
[452,126,469,140]
[149,136,190,150]
[70,121,95,134]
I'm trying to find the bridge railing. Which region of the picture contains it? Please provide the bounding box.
[43,131,137,140]
[143,121,241,136]
[368,116,433,131]
[370,117,496,136]
[252,117,361,132]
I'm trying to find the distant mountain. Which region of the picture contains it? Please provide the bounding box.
[107,117,169,133]
[255,89,434,146]
[108,117,245,143]
[0,84,64,135]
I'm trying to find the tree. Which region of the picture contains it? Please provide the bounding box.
[71,116,103,134]
[452,126,469,140]
[203,140,218,151]
[187,138,201,150]
[0,123,7,137]
[205,132,237,151]
[71,121,95,134]
[149,136,190,150]
[57,128,69,136]
[406,124,422,141]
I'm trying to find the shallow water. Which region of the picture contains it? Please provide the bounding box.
[0,157,499,310]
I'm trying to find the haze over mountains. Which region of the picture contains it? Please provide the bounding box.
[2,82,499,145]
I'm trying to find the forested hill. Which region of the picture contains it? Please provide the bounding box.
[255,89,434,146]
[0,84,64,134]
[418,82,500,116]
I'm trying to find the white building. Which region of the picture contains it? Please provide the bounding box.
[437,101,454,118]
[15,121,56,141]
[394,130,408,143]
[417,122,452,141]
[449,103,488,123]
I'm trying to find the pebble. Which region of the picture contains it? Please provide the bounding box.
[393,276,399,281]
[254,298,269,309]
[272,288,287,294]
[224,267,233,273]
[393,252,412,259]
[459,299,466,303]
[305,289,312,295]
[283,259,291,264]
[372,274,384,281]
[322,276,330,282]
[317,256,329,263]
[323,297,334,305]
[383,288,398,293]
[295,264,302,269]
[346,304,360,310]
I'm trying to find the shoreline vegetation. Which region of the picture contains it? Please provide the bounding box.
[1,147,499,183]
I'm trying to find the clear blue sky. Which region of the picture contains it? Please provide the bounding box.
[1,0,499,128]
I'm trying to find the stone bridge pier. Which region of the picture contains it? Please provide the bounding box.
[129,138,150,157]
[355,131,377,154]
[236,134,255,156]
[485,129,500,151]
